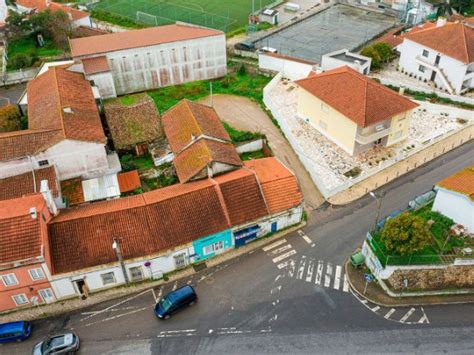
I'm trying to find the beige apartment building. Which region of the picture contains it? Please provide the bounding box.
[295,66,419,156]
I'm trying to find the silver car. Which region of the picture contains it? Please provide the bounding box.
[32,333,80,354]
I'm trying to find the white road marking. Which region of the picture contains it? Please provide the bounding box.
[274,274,284,282]
[297,257,306,280]
[288,259,296,278]
[160,329,196,334]
[297,230,304,236]
[151,288,158,303]
[311,243,316,248]
[217,330,252,335]
[270,285,282,294]
[371,306,380,312]
[306,259,314,282]
[315,260,323,285]
[277,260,291,269]
[80,307,135,315]
[418,314,428,324]
[272,249,297,263]
[324,263,333,288]
[302,235,312,245]
[208,329,214,334]
[384,308,396,319]
[361,299,368,304]
[85,306,149,327]
[260,329,272,333]
[343,274,349,292]
[172,281,177,291]
[157,286,163,298]
[333,265,342,290]
[420,307,430,324]
[400,308,416,322]
[187,279,192,285]
[271,244,292,255]
[263,239,287,251]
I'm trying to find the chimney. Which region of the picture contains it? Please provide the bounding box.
[29,207,38,219]
[40,180,58,215]
[399,85,405,96]
[436,17,447,27]
[63,106,73,114]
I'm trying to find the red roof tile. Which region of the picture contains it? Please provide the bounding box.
[117,170,141,193]
[437,166,474,201]
[82,56,110,75]
[295,66,419,128]
[245,158,303,214]
[404,22,474,63]
[70,24,223,58]
[16,0,48,11]
[48,2,89,21]
[0,129,64,161]
[0,194,49,265]
[0,166,59,201]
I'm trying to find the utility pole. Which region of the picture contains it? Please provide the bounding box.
[369,192,383,232]
[210,82,213,107]
[113,237,129,285]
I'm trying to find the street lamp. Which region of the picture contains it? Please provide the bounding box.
[112,237,129,285]
[369,192,383,232]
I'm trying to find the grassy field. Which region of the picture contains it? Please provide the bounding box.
[92,0,276,31]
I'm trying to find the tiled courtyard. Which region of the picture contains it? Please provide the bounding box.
[269,79,467,192]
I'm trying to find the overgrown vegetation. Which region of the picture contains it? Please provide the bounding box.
[385,85,474,110]
[120,154,155,172]
[240,150,266,160]
[91,9,148,29]
[223,121,264,143]
[148,69,271,112]
[0,104,21,132]
[360,42,395,70]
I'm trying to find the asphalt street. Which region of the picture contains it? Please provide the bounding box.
[3,140,474,354]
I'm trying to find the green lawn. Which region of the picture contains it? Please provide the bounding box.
[223,121,264,143]
[7,34,64,70]
[92,0,277,31]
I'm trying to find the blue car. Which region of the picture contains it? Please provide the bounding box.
[154,285,197,320]
[0,321,32,343]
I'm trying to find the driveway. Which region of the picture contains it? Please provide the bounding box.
[199,94,325,210]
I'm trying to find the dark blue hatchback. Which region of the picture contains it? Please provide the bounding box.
[154,285,197,320]
[0,321,32,343]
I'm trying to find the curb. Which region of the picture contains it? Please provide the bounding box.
[1,222,306,322]
[345,259,474,308]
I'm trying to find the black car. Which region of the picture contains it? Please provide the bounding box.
[32,333,80,354]
[154,285,197,319]
[234,41,256,51]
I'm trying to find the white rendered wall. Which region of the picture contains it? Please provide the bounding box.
[433,188,474,232]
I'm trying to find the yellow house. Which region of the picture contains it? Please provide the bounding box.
[295,66,419,156]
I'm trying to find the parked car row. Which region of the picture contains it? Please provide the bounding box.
[0,285,198,352]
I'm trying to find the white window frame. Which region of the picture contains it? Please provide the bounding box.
[2,273,18,286]
[418,65,425,73]
[29,268,45,281]
[422,49,429,58]
[12,293,29,306]
[203,241,224,256]
[38,288,55,303]
[129,266,144,282]
[100,272,116,286]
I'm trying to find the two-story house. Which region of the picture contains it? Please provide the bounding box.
[0,190,58,312]
[295,66,419,156]
[398,20,474,95]
[69,24,227,98]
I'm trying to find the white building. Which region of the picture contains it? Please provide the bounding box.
[70,24,227,98]
[433,166,474,232]
[0,67,117,181]
[398,20,474,95]
[321,49,371,75]
[259,52,316,81]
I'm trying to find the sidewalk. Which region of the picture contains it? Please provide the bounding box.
[328,125,474,205]
[0,223,304,323]
[345,260,474,307]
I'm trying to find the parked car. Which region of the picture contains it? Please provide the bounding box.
[32,333,80,354]
[0,321,32,344]
[234,41,256,51]
[154,285,197,320]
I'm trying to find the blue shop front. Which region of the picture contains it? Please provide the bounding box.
[192,229,233,261]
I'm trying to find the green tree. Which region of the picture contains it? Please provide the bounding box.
[30,9,72,48]
[5,11,30,41]
[0,104,22,133]
[361,46,381,69]
[373,42,394,63]
[380,212,433,255]
[450,0,472,14]
[10,53,33,69]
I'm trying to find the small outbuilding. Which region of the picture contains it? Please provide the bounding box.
[259,8,279,25]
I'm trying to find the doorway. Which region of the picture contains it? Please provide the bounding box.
[430,70,437,82]
[75,279,88,299]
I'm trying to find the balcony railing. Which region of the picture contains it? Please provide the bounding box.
[355,126,391,145]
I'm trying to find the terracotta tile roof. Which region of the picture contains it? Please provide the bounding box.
[82,56,110,75]
[0,194,48,264]
[26,67,105,143]
[70,24,223,58]
[0,129,64,161]
[16,0,48,11]
[117,170,141,193]
[60,178,84,206]
[74,26,109,38]
[245,158,303,214]
[0,166,59,201]
[213,169,269,225]
[437,166,474,201]
[104,93,163,150]
[295,66,419,128]
[48,2,89,21]
[163,100,231,153]
[404,22,474,63]
[173,139,242,183]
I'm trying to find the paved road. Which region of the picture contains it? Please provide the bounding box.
[5,140,474,354]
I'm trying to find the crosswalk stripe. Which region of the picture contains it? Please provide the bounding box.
[418,314,428,324]
[297,257,306,280]
[272,249,297,263]
[324,263,333,288]
[333,265,342,290]
[343,273,349,292]
[288,259,296,278]
[263,239,287,252]
[277,260,291,269]
[371,306,380,312]
[400,308,416,322]
[315,261,323,285]
[384,308,396,319]
[306,260,314,282]
[302,235,312,245]
[297,230,304,236]
[271,244,292,255]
